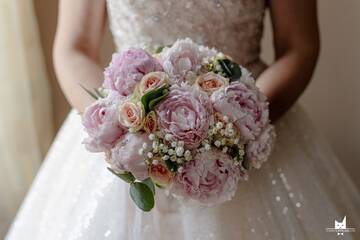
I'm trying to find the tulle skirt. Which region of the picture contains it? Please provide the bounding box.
[6,104,360,240]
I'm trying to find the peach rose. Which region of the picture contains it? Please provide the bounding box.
[139,71,169,95]
[143,111,157,133]
[195,72,229,95]
[149,161,174,187]
[118,101,144,131]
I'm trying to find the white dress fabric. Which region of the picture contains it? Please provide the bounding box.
[7,0,360,239]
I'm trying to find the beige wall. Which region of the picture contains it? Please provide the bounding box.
[262,0,360,187]
[35,1,360,188]
[305,0,360,186]
[34,0,67,129]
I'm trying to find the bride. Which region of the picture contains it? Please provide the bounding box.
[6,0,360,239]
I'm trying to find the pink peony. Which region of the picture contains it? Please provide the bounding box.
[171,149,241,205]
[211,82,269,142]
[103,48,163,96]
[246,125,276,169]
[82,96,127,152]
[107,133,151,180]
[160,38,202,83]
[155,84,213,148]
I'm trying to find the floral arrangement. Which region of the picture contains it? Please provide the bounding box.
[82,38,275,211]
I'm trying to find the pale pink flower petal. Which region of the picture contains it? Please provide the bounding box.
[156,84,213,148]
[171,149,241,205]
[246,125,276,169]
[160,38,202,84]
[211,81,269,142]
[108,133,151,180]
[103,48,163,96]
[82,96,127,152]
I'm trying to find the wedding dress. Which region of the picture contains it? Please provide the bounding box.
[6,0,360,239]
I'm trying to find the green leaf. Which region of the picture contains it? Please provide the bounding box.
[164,160,178,172]
[141,85,169,113]
[218,59,242,82]
[153,44,172,54]
[130,182,155,212]
[154,46,165,54]
[141,178,155,195]
[242,158,250,170]
[94,88,105,98]
[107,168,135,183]
[227,146,238,159]
[155,183,164,189]
[148,90,169,110]
[80,84,98,100]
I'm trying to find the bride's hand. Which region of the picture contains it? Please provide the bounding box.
[53,0,107,112]
[256,0,320,121]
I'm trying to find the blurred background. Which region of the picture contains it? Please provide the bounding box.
[0,0,359,237]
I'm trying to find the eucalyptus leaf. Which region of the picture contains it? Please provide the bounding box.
[107,168,135,183]
[142,178,155,195]
[218,59,231,76]
[130,182,155,212]
[218,59,242,82]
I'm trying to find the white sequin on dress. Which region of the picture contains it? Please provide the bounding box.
[6,0,360,239]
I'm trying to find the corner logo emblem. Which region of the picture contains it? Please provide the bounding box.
[326,216,356,235]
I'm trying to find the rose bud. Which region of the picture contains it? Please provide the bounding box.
[149,160,175,187]
[144,111,157,133]
[139,71,169,95]
[195,72,229,95]
[118,100,144,131]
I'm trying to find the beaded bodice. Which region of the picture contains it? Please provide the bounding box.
[107,0,267,75]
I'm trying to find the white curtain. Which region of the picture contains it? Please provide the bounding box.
[0,0,54,236]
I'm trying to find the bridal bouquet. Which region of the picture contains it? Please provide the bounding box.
[82,38,275,211]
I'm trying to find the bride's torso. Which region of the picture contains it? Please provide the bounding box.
[107,0,267,75]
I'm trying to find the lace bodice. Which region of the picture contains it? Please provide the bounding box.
[107,0,267,75]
